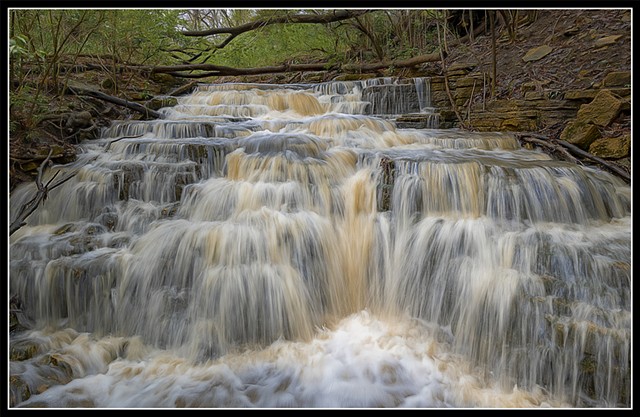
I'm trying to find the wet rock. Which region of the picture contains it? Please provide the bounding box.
[146,96,179,111]
[10,295,30,334]
[395,113,440,129]
[18,401,51,408]
[361,84,421,114]
[10,341,39,361]
[613,158,631,176]
[9,375,32,407]
[39,354,74,384]
[377,157,396,212]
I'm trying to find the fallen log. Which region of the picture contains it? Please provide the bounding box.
[66,85,163,119]
[516,132,630,183]
[341,52,442,72]
[516,133,580,165]
[135,52,441,79]
[556,138,631,182]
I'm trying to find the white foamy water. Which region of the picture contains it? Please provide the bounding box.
[11,311,569,409]
[9,78,631,409]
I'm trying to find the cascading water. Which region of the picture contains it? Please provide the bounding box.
[9,76,630,408]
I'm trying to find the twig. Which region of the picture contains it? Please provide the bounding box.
[442,61,468,129]
[167,80,199,97]
[10,149,53,235]
[9,151,95,236]
[466,79,476,125]
[482,72,486,111]
[35,149,54,192]
[437,20,468,130]
[104,133,145,151]
[62,122,99,142]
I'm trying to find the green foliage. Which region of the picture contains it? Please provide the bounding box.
[10,84,50,132]
[10,9,184,66]
[172,9,442,69]
[93,10,183,65]
[9,9,442,74]
[212,22,345,68]
[9,35,29,57]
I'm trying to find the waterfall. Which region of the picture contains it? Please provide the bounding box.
[9,77,630,409]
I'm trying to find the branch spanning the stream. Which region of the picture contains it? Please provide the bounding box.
[132,52,441,79]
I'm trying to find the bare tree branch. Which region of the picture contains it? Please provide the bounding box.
[66,85,163,119]
[11,150,55,235]
[10,153,100,236]
[181,10,374,52]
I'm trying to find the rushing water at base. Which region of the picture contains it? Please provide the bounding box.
[9,77,631,408]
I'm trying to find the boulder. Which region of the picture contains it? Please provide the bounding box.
[588,135,631,159]
[560,120,601,149]
[151,73,179,87]
[65,111,93,130]
[576,89,623,127]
